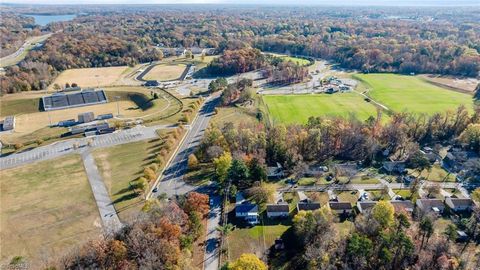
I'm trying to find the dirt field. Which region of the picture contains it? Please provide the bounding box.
[419,74,479,93]
[143,64,187,81]
[0,155,102,266]
[48,66,133,90]
[0,87,169,144]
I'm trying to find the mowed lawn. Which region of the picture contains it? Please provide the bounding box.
[0,155,101,264]
[93,139,162,221]
[263,93,378,124]
[355,74,475,114]
[144,64,186,81]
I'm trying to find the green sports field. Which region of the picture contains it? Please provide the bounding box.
[263,93,378,124]
[355,74,475,114]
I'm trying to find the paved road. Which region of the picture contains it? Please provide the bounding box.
[154,94,220,197]
[0,124,173,170]
[204,195,221,270]
[82,151,122,231]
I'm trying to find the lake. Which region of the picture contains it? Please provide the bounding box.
[25,14,76,26]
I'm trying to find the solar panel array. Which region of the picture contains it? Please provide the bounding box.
[43,90,108,111]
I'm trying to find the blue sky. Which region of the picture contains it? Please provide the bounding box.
[3,0,479,5]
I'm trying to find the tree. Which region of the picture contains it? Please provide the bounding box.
[157,49,164,61]
[444,223,457,242]
[472,188,480,203]
[227,159,250,187]
[458,123,480,152]
[217,223,235,237]
[408,151,432,177]
[187,154,199,170]
[248,158,267,183]
[346,233,373,267]
[184,192,209,217]
[144,167,156,182]
[184,50,192,59]
[425,183,441,198]
[372,200,395,228]
[228,253,267,270]
[53,83,61,91]
[213,152,232,184]
[419,216,434,248]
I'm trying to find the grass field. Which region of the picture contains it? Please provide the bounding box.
[49,66,131,89]
[407,164,456,182]
[280,56,311,66]
[263,93,378,124]
[143,64,186,81]
[355,74,475,114]
[93,139,162,221]
[0,87,170,144]
[0,155,101,264]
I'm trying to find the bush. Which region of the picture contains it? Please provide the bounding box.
[14,143,24,150]
[36,139,44,145]
[144,167,156,181]
[188,154,199,170]
[149,163,159,172]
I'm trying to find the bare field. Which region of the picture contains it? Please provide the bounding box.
[419,74,479,93]
[143,64,186,81]
[0,155,101,265]
[48,66,131,89]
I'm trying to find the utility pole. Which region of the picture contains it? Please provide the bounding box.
[115,96,120,116]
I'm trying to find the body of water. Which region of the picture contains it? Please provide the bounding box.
[25,14,76,26]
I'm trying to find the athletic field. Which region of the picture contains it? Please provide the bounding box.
[263,93,378,124]
[355,74,475,114]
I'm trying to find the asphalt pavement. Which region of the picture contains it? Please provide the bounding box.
[204,195,221,270]
[154,94,220,197]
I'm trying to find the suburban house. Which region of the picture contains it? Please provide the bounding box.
[297,202,321,212]
[382,161,407,174]
[266,203,290,218]
[390,200,414,214]
[235,193,259,225]
[445,198,474,212]
[267,163,284,179]
[416,199,445,214]
[329,202,353,215]
[357,201,377,213]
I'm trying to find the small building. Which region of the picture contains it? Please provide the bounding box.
[382,161,407,174]
[78,112,95,123]
[235,193,259,225]
[267,163,284,179]
[445,197,473,212]
[416,199,445,214]
[297,202,321,212]
[144,80,159,87]
[58,119,76,127]
[1,116,15,131]
[97,113,114,120]
[266,203,290,218]
[390,200,414,214]
[329,202,353,215]
[357,201,377,213]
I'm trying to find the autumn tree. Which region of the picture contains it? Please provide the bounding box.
[187,154,199,170]
[213,151,232,184]
[372,200,395,229]
[227,253,267,270]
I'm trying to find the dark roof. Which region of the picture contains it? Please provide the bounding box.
[357,201,377,211]
[417,199,444,209]
[390,201,414,212]
[297,202,321,211]
[236,203,258,214]
[447,198,473,208]
[266,204,290,213]
[329,202,352,210]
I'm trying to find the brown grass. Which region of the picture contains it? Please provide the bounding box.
[48,66,130,90]
[0,155,102,266]
[143,64,186,81]
[419,74,479,93]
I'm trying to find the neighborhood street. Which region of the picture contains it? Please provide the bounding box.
[204,195,222,270]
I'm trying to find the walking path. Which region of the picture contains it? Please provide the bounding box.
[82,151,122,231]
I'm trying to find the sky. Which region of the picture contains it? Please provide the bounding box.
[2,0,479,5]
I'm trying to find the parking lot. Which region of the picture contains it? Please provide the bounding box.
[0,125,168,170]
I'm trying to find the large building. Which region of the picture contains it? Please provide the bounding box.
[42,89,108,111]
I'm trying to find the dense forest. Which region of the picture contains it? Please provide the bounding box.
[1,5,479,93]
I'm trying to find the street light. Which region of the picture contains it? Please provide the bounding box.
[115,96,120,117]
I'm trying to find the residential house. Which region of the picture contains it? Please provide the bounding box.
[382,161,407,174]
[357,201,377,213]
[416,199,445,214]
[390,200,414,214]
[266,203,290,218]
[329,202,353,215]
[235,193,259,225]
[445,197,474,212]
[267,163,284,179]
[297,202,321,212]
